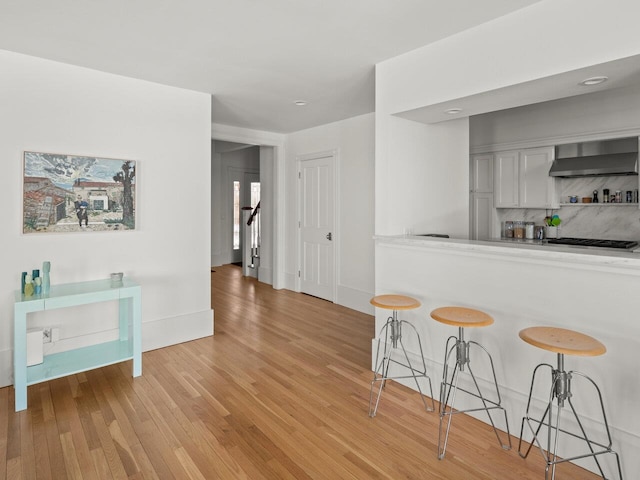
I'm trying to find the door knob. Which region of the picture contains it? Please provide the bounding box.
[326,232,332,241]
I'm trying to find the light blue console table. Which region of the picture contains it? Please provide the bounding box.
[13,278,142,411]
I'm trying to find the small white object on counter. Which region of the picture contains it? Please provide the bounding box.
[26,328,43,366]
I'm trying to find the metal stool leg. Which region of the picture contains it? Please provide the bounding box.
[369,316,393,417]
[518,354,624,480]
[518,363,554,460]
[369,311,434,417]
[438,327,511,459]
[397,323,435,413]
[438,335,460,459]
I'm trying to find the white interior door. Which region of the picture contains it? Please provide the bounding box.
[298,154,335,301]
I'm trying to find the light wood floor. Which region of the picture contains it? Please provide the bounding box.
[0,264,600,479]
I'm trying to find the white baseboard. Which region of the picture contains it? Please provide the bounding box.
[258,266,273,285]
[143,309,213,352]
[0,309,214,388]
[337,285,374,314]
[211,254,224,267]
[281,275,374,315]
[0,349,12,388]
[284,272,297,291]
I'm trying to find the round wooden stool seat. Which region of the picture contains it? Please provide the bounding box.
[519,326,606,357]
[430,306,494,328]
[369,293,434,416]
[370,294,420,311]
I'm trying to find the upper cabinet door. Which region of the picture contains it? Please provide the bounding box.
[494,151,519,207]
[519,147,556,208]
[471,192,494,240]
[471,154,494,193]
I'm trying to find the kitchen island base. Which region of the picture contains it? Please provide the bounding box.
[374,235,639,478]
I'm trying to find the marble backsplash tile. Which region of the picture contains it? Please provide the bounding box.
[497,177,640,240]
[498,206,640,240]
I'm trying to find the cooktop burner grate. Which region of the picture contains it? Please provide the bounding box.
[546,237,638,249]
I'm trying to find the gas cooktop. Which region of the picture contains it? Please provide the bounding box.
[546,237,638,249]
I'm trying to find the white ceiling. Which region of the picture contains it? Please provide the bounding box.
[0,0,545,133]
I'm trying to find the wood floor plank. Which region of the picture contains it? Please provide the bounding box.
[59,431,84,480]
[0,264,607,479]
[39,385,69,480]
[90,448,115,480]
[28,386,52,480]
[5,457,21,480]
[90,411,128,479]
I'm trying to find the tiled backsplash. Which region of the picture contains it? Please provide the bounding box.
[497,177,640,240]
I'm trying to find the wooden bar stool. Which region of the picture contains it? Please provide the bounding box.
[430,306,511,459]
[369,294,434,417]
[518,326,623,480]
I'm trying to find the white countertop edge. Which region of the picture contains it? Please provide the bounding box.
[374,235,640,274]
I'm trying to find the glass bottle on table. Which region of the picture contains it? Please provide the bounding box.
[42,261,51,295]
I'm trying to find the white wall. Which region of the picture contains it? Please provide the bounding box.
[285,113,375,313]
[374,114,470,237]
[211,143,223,268]
[376,0,640,117]
[0,50,213,387]
[258,146,275,284]
[470,83,640,149]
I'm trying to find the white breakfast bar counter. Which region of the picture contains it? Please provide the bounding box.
[374,235,640,476]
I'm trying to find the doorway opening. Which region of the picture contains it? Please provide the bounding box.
[211,139,277,285]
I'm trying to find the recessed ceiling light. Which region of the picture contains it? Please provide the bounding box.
[579,76,608,86]
[294,100,308,106]
[444,108,462,115]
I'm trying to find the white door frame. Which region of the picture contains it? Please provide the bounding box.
[295,149,339,301]
[211,123,285,290]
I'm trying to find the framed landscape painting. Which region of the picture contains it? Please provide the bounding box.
[23,152,136,234]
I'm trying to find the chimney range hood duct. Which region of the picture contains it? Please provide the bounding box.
[549,137,638,177]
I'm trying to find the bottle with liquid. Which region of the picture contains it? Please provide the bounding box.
[603,188,609,203]
[42,261,51,295]
[593,190,599,203]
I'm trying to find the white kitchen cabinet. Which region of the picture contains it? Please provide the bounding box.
[470,154,495,239]
[494,147,557,208]
[471,192,494,240]
[519,147,557,208]
[472,153,493,193]
[493,151,519,207]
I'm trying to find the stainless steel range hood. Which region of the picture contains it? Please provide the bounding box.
[549,137,638,177]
